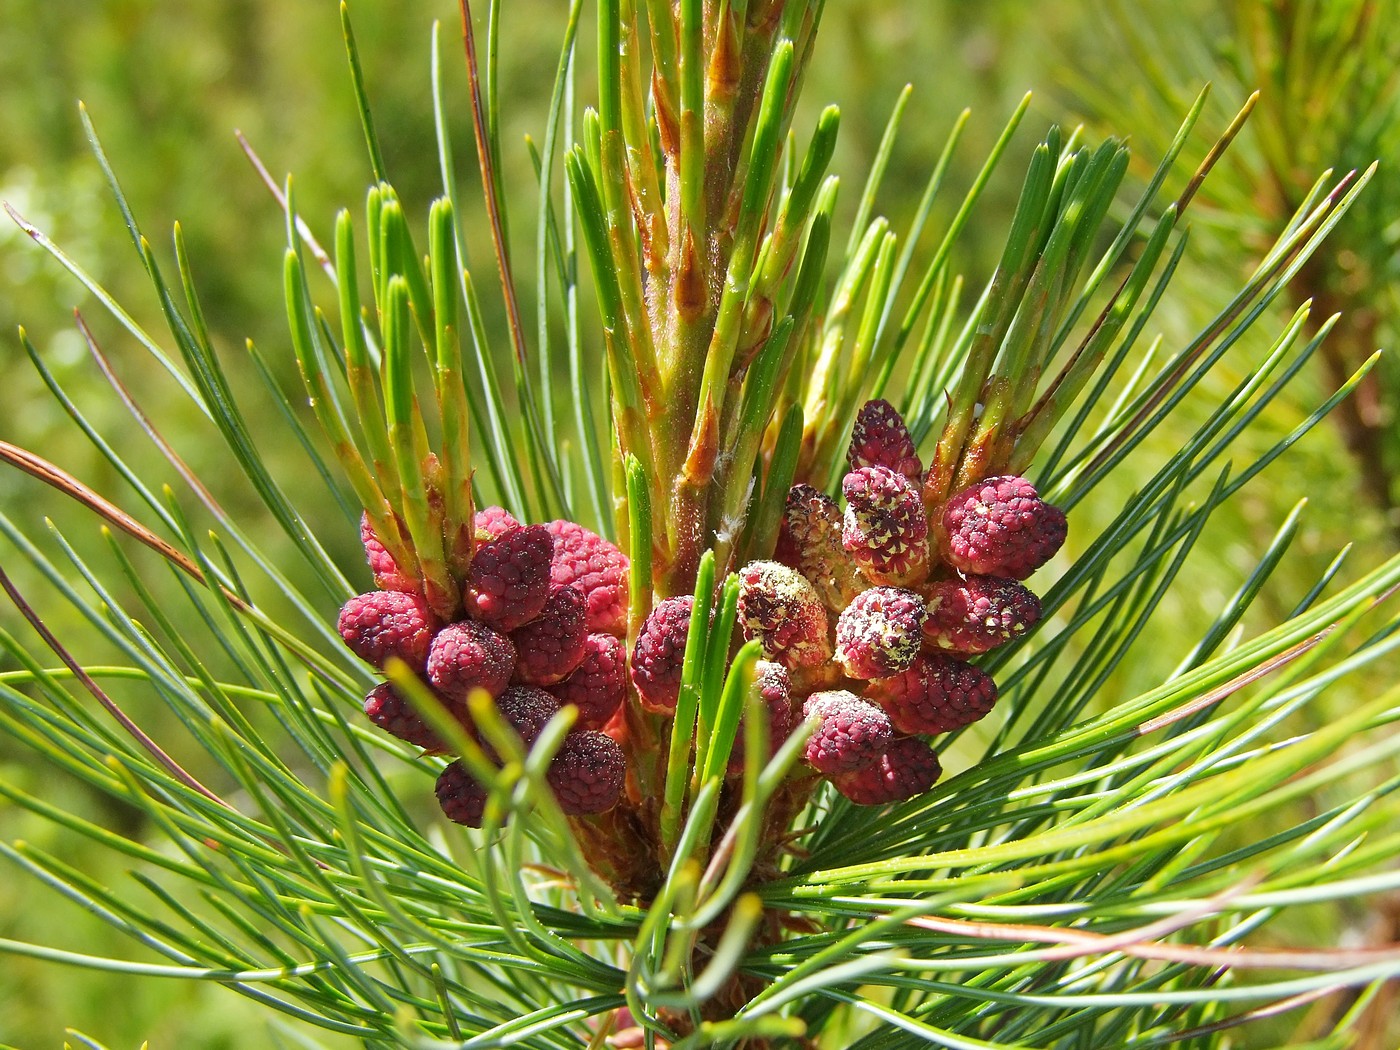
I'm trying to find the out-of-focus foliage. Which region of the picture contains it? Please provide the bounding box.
[1065,0,1400,528]
[0,7,432,1045]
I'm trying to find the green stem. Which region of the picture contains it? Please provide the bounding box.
[928,132,1057,504]
[660,551,717,860]
[740,401,803,564]
[429,198,476,576]
[677,0,706,250]
[691,577,742,789]
[383,276,456,617]
[334,211,400,506]
[675,42,795,576]
[282,249,403,578]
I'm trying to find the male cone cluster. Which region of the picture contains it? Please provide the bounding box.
[630,399,1067,806]
[339,508,629,827]
[631,594,802,774]
[779,399,1064,802]
[341,398,1064,825]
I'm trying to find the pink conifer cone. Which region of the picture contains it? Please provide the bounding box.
[834,586,928,680]
[510,584,589,685]
[630,595,693,714]
[549,633,628,729]
[727,661,795,776]
[337,590,437,671]
[866,653,997,735]
[775,484,863,611]
[363,683,450,751]
[544,519,630,637]
[842,465,929,586]
[847,399,922,479]
[922,575,1042,655]
[426,620,516,702]
[737,561,833,670]
[359,513,416,592]
[802,690,894,775]
[474,505,521,541]
[463,524,555,632]
[547,730,625,815]
[483,685,560,761]
[436,761,489,827]
[833,736,942,806]
[940,475,1067,579]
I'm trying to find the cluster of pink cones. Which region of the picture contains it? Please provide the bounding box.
[338,398,1065,823]
[696,399,1064,805]
[338,509,631,827]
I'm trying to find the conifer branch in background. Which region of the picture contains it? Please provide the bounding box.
[1067,0,1400,532]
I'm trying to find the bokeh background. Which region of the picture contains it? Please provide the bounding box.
[1,1,1396,1046]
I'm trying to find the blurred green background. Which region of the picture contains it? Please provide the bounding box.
[1,1,1396,1046]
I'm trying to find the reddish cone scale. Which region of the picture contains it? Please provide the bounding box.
[436,760,489,828]
[833,736,942,806]
[544,519,629,637]
[475,505,521,541]
[737,561,833,670]
[802,690,894,775]
[847,399,922,479]
[485,685,560,760]
[463,524,555,632]
[547,729,625,815]
[727,660,796,776]
[630,595,693,713]
[866,653,997,735]
[426,620,516,702]
[510,584,588,685]
[842,465,929,586]
[776,484,863,611]
[363,682,449,751]
[548,633,628,730]
[360,513,416,592]
[834,586,927,680]
[337,590,437,671]
[923,575,1041,654]
[940,475,1067,579]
